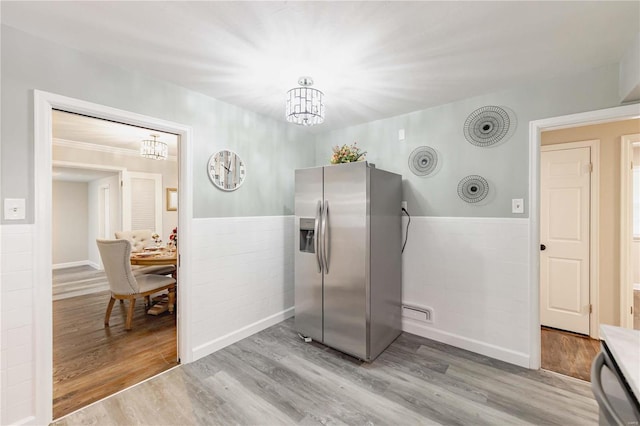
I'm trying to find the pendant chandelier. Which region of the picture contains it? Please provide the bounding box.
[140,134,168,160]
[285,76,325,126]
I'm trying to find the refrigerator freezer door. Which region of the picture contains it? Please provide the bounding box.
[294,167,324,342]
[322,162,369,359]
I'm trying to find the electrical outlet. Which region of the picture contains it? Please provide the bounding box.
[401,201,407,210]
[512,198,524,214]
[4,198,25,220]
[398,129,405,141]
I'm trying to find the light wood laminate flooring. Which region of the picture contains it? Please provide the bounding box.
[541,326,600,382]
[55,318,598,425]
[53,289,177,419]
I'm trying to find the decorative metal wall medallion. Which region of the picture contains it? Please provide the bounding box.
[408,146,438,176]
[457,175,489,203]
[463,106,513,147]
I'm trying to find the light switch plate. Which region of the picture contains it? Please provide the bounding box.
[398,129,405,141]
[4,198,26,220]
[512,198,524,214]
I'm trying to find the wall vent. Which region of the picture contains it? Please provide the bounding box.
[402,304,433,323]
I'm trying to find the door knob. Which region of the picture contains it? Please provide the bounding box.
[540,244,546,251]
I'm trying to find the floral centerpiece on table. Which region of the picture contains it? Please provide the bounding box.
[169,227,177,247]
[151,232,161,245]
[330,142,366,164]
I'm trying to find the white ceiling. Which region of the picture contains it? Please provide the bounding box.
[53,110,179,155]
[3,1,639,132]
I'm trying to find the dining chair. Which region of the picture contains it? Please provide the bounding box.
[115,229,176,276]
[97,239,176,330]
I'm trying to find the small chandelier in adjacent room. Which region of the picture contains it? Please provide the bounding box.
[140,134,168,160]
[285,76,325,126]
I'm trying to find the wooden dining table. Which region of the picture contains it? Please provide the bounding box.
[130,247,177,314]
[129,247,177,267]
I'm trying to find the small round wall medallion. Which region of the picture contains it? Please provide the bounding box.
[408,146,438,177]
[463,105,516,147]
[207,150,246,191]
[457,175,489,203]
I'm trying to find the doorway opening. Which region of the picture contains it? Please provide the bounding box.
[538,138,600,381]
[619,133,640,331]
[33,90,193,425]
[535,115,640,381]
[51,111,180,418]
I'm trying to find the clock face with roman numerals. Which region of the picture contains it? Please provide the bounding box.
[207,150,246,191]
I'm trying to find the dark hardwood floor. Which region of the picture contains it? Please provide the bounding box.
[541,326,600,381]
[55,318,598,425]
[53,289,177,419]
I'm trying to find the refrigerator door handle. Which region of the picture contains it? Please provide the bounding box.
[314,200,322,273]
[322,200,330,274]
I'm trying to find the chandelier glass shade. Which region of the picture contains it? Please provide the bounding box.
[285,76,325,126]
[140,135,168,160]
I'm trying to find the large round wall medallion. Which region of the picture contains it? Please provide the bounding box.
[408,146,438,177]
[457,175,489,203]
[463,105,515,147]
[207,150,246,191]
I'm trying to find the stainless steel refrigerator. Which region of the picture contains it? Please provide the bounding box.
[294,161,402,361]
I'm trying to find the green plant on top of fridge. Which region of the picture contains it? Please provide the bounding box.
[330,142,366,164]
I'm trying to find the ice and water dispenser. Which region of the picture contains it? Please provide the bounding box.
[299,218,316,253]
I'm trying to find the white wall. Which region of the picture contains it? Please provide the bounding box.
[0,20,635,426]
[314,65,623,219]
[0,225,35,424]
[619,32,640,103]
[1,25,312,425]
[314,63,634,368]
[52,181,88,266]
[1,25,313,223]
[402,217,530,366]
[190,216,295,360]
[54,143,178,241]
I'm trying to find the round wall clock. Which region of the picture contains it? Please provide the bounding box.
[207,150,246,191]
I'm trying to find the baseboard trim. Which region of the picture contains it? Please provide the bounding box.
[13,415,36,425]
[192,307,295,361]
[402,318,530,368]
[52,260,98,270]
[52,285,109,301]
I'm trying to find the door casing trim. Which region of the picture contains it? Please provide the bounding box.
[34,90,194,424]
[619,133,640,328]
[529,103,640,369]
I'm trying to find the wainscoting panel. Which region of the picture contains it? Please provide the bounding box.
[190,216,295,361]
[1,215,532,425]
[401,217,531,367]
[1,225,36,425]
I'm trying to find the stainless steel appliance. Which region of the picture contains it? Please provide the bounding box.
[294,161,402,361]
[591,342,640,425]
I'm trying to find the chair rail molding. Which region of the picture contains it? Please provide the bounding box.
[33,90,193,425]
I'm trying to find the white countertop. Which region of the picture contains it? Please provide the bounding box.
[600,325,640,402]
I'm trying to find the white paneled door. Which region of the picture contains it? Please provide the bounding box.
[540,145,591,335]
